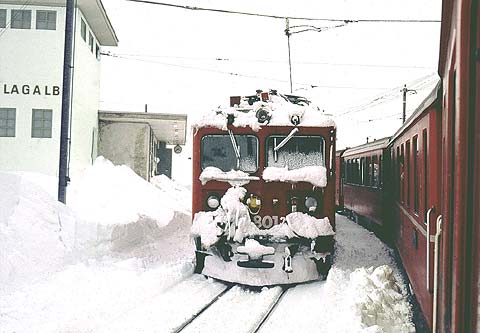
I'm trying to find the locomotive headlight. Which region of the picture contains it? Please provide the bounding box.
[207,194,220,209]
[246,194,262,214]
[255,108,271,124]
[305,196,318,212]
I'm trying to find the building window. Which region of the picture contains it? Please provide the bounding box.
[0,9,6,28]
[36,10,56,30]
[89,32,94,53]
[81,19,86,41]
[0,108,16,137]
[11,10,31,29]
[32,109,52,138]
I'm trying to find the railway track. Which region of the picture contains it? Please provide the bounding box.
[173,283,288,333]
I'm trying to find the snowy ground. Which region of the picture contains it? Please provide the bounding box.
[0,161,415,333]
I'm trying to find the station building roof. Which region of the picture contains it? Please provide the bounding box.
[98,111,188,145]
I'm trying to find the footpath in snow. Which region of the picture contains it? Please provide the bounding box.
[0,158,415,333]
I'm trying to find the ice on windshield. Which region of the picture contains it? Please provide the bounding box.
[201,135,258,172]
[267,136,325,169]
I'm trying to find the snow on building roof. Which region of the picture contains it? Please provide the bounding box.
[98,111,188,145]
[191,90,335,131]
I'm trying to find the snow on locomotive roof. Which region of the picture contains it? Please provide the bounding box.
[191,90,335,131]
[342,137,391,158]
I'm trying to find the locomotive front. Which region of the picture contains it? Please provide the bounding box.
[191,90,336,286]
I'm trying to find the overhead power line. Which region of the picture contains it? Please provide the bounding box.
[106,52,435,70]
[124,0,441,23]
[335,74,438,117]
[101,51,391,90]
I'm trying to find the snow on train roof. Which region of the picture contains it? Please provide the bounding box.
[191,91,336,131]
[342,137,391,158]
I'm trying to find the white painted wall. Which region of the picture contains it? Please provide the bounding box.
[0,3,104,180]
[98,122,151,180]
[0,4,65,176]
[69,8,102,179]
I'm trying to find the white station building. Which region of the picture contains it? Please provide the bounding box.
[0,0,117,178]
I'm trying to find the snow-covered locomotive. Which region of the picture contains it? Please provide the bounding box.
[190,90,336,286]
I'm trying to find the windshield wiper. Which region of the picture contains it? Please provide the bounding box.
[228,129,241,169]
[274,128,299,152]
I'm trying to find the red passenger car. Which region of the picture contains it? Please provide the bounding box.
[335,0,479,329]
[436,0,479,331]
[388,83,442,330]
[191,90,336,286]
[340,137,390,234]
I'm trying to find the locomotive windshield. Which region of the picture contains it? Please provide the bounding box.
[201,134,258,172]
[266,135,325,169]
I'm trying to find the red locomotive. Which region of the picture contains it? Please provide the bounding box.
[191,90,336,286]
[337,0,479,331]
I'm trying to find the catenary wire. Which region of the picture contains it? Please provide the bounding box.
[102,51,394,90]
[123,0,441,23]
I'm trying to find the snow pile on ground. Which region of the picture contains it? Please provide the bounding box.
[263,165,327,187]
[69,157,174,227]
[260,215,415,333]
[0,259,196,333]
[150,174,191,214]
[190,92,335,131]
[286,213,335,238]
[0,172,76,288]
[348,266,415,332]
[199,166,259,186]
[67,157,179,252]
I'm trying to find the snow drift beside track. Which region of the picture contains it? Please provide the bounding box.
[0,159,191,287]
[0,172,76,287]
[68,157,181,253]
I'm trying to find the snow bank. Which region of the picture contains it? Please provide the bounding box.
[0,172,76,287]
[199,166,259,186]
[260,215,415,333]
[68,157,174,227]
[150,174,191,213]
[350,266,414,332]
[286,213,335,238]
[263,165,327,187]
[325,266,415,333]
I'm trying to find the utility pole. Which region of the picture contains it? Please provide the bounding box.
[285,18,293,93]
[58,0,75,203]
[401,84,417,124]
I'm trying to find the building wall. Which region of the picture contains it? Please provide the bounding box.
[69,8,102,179]
[0,4,104,178]
[98,121,151,180]
[0,4,65,175]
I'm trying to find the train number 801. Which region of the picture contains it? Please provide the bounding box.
[252,215,286,229]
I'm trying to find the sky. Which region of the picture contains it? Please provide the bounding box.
[99,0,442,155]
